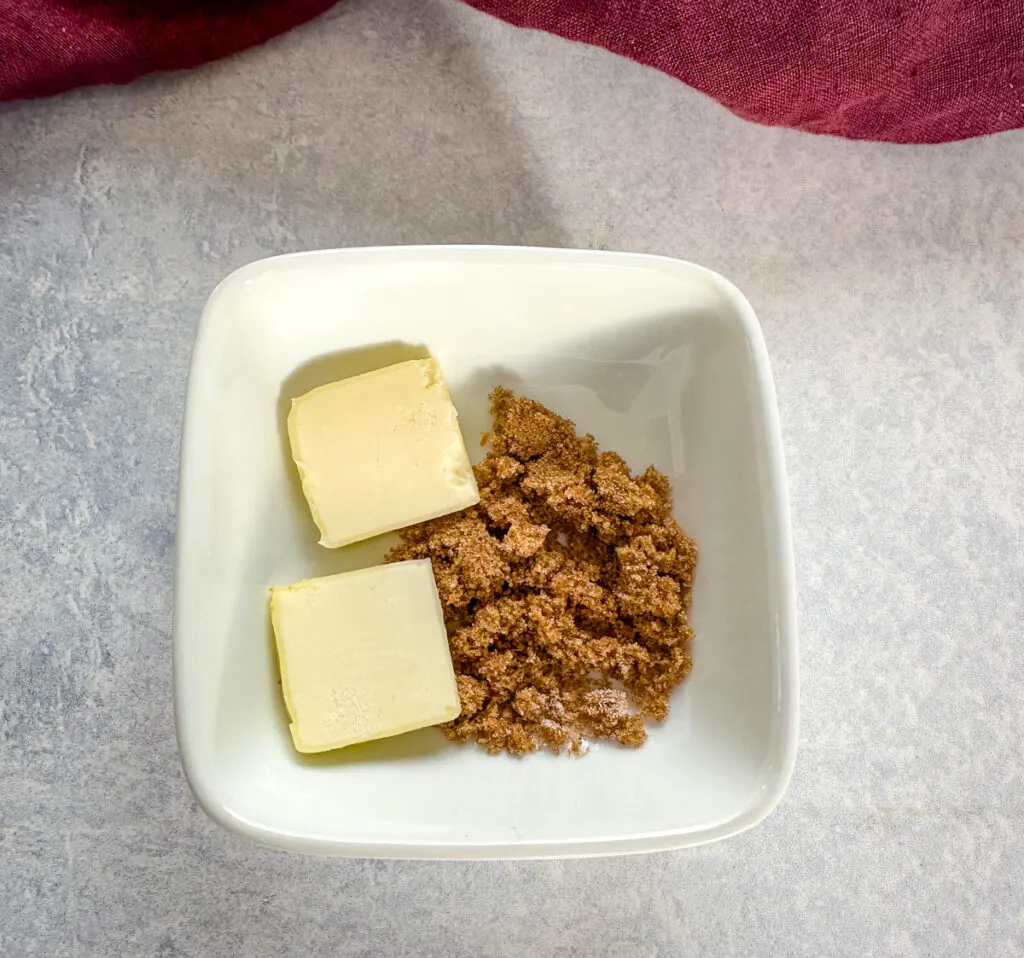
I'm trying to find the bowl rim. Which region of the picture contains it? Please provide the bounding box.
[173,244,799,859]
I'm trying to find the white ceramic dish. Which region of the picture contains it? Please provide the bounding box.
[174,246,798,859]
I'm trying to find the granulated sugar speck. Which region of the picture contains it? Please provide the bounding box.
[387,387,698,756]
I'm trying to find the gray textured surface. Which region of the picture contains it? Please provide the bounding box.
[2,0,1023,954]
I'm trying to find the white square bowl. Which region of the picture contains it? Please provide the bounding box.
[174,246,798,859]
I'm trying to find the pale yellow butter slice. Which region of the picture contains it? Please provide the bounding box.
[287,358,479,548]
[269,560,461,753]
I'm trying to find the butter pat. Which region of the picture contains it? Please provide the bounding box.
[269,560,461,753]
[287,358,479,548]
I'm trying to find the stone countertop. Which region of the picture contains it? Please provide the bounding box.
[2,1,1022,954]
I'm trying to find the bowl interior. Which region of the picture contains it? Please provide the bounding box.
[176,248,794,855]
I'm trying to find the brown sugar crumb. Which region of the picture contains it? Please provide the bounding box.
[387,387,697,756]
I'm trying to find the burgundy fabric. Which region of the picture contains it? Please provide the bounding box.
[1,0,1022,143]
[464,0,1024,143]
[0,1,337,102]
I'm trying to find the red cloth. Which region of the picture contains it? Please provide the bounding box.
[0,1,336,102]
[465,0,1024,143]
[1,1,1022,143]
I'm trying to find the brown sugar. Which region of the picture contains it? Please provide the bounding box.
[386,387,697,756]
